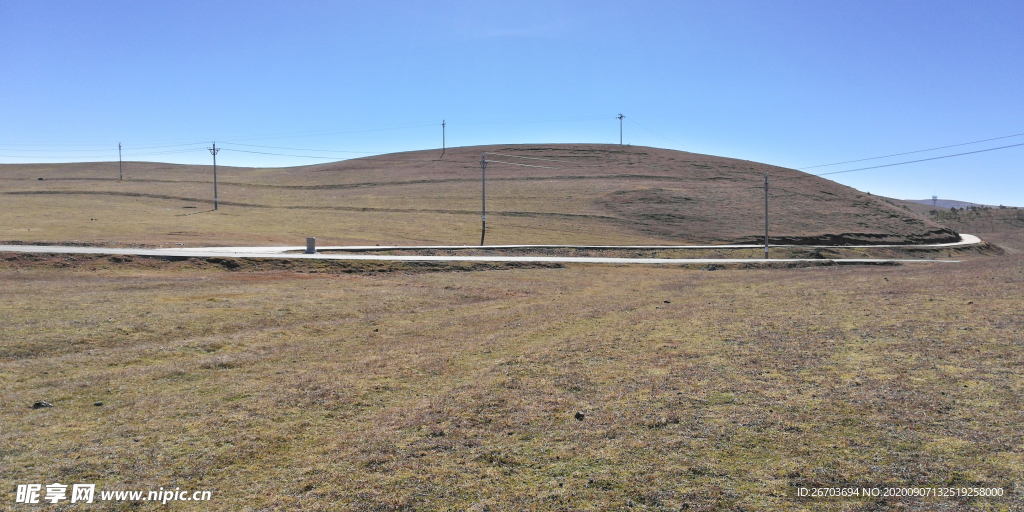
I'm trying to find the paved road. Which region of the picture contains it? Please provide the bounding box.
[0,234,979,265]
[151,234,982,255]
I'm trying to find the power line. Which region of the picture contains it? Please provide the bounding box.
[0,115,615,159]
[123,148,211,157]
[776,141,1024,182]
[211,122,439,143]
[0,141,209,153]
[0,140,196,148]
[815,142,1024,176]
[798,132,1024,169]
[218,148,353,160]
[118,141,210,151]
[219,142,377,154]
[138,116,606,144]
[0,142,115,147]
[0,142,203,152]
[624,117,679,147]
[0,148,208,159]
[456,115,610,126]
[0,153,118,159]
[0,123,437,151]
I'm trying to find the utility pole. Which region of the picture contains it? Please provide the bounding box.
[480,153,487,245]
[441,120,446,158]
[617,114,624,145]
[764,173,769,259]
[208,142,220,210]
[118,143,122,181]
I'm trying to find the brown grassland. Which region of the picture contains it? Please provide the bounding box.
[1,146,1022,510]
[1,144,957,247]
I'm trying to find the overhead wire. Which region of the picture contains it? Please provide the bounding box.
[123,148,210,157]
[218,142,377,154]
[774,141,1024,182]
[0,122,438,154]
[218,148,348,160]
[0,116,615,162]
[457,115,609,126]
[623,117,679,147]
[798,131,1024,170]
[0,142,210,155]
[9,117,1018,184]
[119,141,210,151]
[210,122,438,143]
[0,147,208,159]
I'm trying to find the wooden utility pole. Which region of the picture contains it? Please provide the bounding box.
[118,143,122,181]
[764,173,769,259]
[480,153,487,245]
[441,120,446,158]
[208,142,220,210]
[617,114,624,144]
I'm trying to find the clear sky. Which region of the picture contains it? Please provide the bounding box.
[2,1,1022,205]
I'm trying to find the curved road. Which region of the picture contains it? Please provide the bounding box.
[0,234,979,265]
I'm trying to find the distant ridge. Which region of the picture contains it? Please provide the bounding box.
[904,199,1001,209]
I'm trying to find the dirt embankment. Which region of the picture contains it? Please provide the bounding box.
[0,252,564,274]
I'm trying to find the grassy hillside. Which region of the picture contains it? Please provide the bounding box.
[1,144,958,247]
[884,197,1024,253]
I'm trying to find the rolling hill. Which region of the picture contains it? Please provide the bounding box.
[0,144,959,247]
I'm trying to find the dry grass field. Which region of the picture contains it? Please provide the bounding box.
[1,144,957,248]
[2,251,1022,510]
[2,146,1021,510]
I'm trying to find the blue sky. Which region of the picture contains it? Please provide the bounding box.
[1,1,1022,205]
